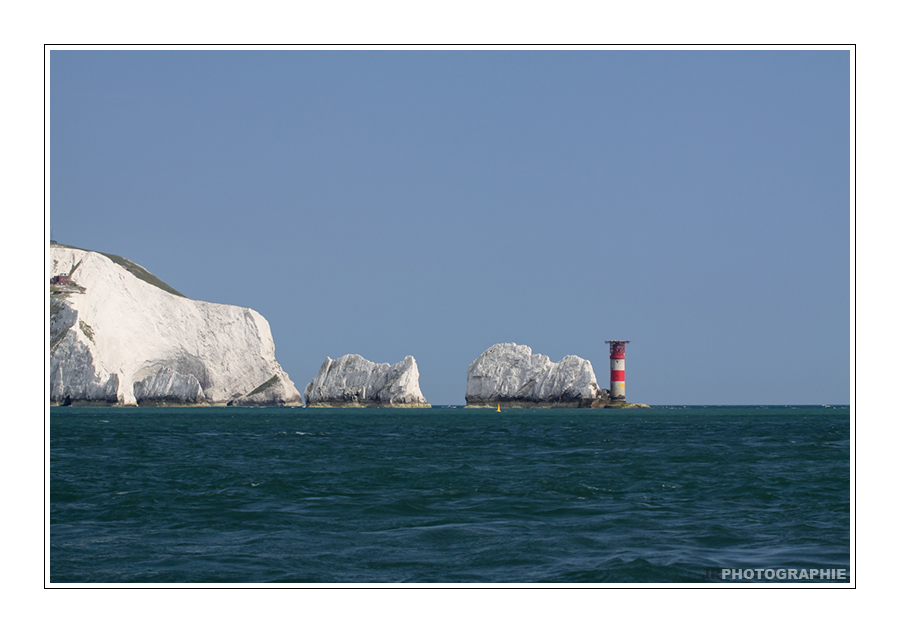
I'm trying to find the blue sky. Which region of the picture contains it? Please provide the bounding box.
[49,49,851,405]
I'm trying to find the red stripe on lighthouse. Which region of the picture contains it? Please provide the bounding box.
[611,370,625,382]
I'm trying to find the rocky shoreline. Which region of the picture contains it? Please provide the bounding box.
[49,246,649,409]
[304,354,430,408]
[49,245,303,407]
[465,399,650,409]
[305,401,432,409]
[465,343,603,408]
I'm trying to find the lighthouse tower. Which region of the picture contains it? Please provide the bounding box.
[604,341,630,402]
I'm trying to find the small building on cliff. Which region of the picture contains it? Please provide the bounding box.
[51,274,72,285]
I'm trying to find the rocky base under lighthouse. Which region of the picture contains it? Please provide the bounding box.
[594,401,651,409]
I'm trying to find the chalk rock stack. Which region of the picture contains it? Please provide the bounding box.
[49,245,303,406]
[465,343,607,408]
[304,354,430,407]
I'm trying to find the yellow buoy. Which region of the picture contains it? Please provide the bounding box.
[497,404,501,412]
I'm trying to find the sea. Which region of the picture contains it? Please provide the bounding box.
[49,405,851,584]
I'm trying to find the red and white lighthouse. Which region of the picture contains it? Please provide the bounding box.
[604,340,630,402]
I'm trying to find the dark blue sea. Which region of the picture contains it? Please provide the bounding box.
[49,406,851,584]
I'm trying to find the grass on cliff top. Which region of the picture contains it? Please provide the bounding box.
[51,243,187,298]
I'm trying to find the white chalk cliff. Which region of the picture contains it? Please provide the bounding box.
[49,245,302,406]
[465,343,606,407]
[304,354,430,407]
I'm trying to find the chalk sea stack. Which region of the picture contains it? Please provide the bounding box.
[465,343,609,408]
[304,354,430,407]
[49,244,302,406]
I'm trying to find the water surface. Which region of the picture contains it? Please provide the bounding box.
[50,405,851,583]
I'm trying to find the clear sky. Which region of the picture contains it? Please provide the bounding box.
[49,49,851,405]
